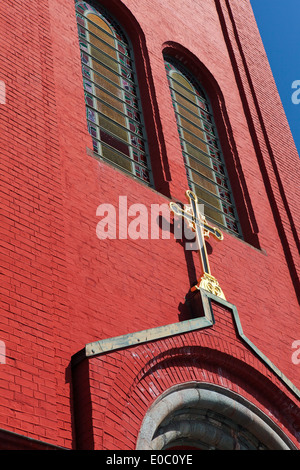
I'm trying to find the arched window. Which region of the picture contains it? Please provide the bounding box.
[164,56,241,237]
[75,1,153,186]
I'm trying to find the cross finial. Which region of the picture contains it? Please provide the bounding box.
[170,190,226,300]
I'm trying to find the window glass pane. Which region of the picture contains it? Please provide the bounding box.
[75,1,152,186]
[165,56,241,237]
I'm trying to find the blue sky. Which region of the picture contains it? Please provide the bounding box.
[250,0,299,155]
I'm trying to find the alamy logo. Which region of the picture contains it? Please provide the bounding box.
[95,196,203,250]
[291,80,300,104]
[292,340,300,365]
[0,81,5,104]
[0,341,6,364]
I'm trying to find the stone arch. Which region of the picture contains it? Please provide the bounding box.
[136,382,297,450]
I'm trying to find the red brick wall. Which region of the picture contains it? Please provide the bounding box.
[0,0,299,449]
[0,0,71,446]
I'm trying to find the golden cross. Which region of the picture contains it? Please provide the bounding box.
[170,190,226,300]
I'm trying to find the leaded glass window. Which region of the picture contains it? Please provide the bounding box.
[165,56,241,237]
[75,1,153,185]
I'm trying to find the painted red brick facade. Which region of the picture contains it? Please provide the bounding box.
[0,0,299,450]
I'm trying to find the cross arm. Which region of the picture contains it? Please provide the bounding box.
[170,201,223,242]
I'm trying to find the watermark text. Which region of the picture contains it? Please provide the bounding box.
[291,80,300,104]
[0,341,6,364]
[0,81,5,105]
[96,196,201,250]
[292,340,300,365]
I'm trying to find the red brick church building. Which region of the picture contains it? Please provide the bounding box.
[0,0,299,450]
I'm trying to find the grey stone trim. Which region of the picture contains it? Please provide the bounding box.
[77,289,300,400]
[136,382,297,450]
[85,289,213,357]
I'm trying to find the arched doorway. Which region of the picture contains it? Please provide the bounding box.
[136,383,296,450]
